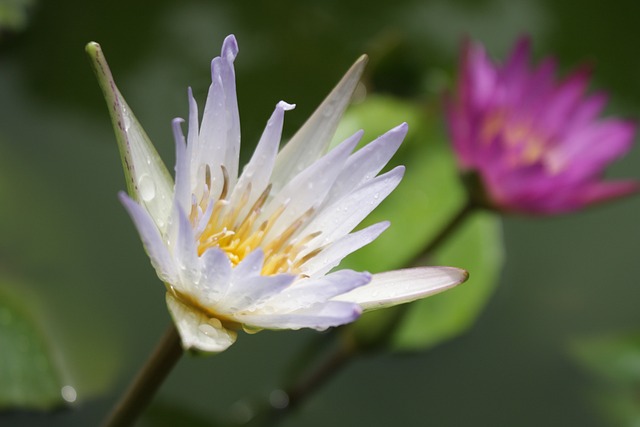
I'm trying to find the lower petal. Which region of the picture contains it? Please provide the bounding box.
[166,293,237,353]
[332,267,469,311]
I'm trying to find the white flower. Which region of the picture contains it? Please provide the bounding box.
[87,35,468,353]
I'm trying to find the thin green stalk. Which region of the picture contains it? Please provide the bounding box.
[101,325,183,427]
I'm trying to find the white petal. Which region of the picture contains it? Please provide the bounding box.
[174,203,199,289]
[166,293,237,353]
[197,248,233,303]
[301,166,404,244]
[264,270,371,310]
[230,101,295,216]
[195,56,227,200]
[86,43,174,233]
[238,301,362,331]
[265,131,362,239]
[185,87,200,197]
[232,248,265,278]
[119,193,177,284]
[300,221,390,277]
[324,123,407,207]
[270,56,368,193]
[219,35,241,189]
[172,118,191,214]
[225,273,296,312]
[332,267,469,311]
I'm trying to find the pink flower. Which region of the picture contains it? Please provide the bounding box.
[446,37,638,214]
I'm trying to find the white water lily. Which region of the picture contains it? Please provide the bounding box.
[87,35,468,353]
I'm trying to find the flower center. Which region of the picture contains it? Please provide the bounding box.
[190,166,322,276]
[481,110,551,168]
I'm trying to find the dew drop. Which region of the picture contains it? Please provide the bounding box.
[208,318,222,329]
[242,324,262,334]
[61,385,77,403]
[138,174,156,202]
[198,323,219,337]
[230,400,253,424]
[122,108,132,131]
[269,389,289,409]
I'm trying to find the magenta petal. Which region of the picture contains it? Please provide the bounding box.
[575,180,640,208]
[446,37,638,215]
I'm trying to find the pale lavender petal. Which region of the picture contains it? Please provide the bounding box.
[324,123,407,206]
[224,273,296,311]
[166,293,236,353]
[198,248,233,301]
[174,202,199,286]
[265,131,362,239]
[195,57,227,200]
[119,192,177,284]
[270,56,367,193]
[230,101,295,214]
[264,270,371,310]
[172,118,191,213]
[300,221,390,277]
[220,35,241,188]
[232,248,265,278]
[332,267,468,311]
[186,87,199,187]
[239,301,362,330]
[301,166,404,244]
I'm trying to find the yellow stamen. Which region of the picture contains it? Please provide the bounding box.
[193,170,318,275]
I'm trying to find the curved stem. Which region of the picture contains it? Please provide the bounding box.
[101,325,183,427]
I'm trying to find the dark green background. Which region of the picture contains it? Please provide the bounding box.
[1,0,639,425]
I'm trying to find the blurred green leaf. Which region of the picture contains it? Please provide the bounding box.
[391,211,503,351]
[571,333,640,426]
[0,283,64,410]
[0,0,35,37]
[572,333,640,385]
[0,136,120,400]
[335,95,503,352]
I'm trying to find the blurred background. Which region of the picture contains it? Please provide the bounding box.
[2,0,640,425]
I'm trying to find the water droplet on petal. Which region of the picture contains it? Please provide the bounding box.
[61,385,77,403]
[138,174,156,202]
[198,323,219,338]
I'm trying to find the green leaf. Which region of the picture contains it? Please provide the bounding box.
[572,333,640,385]
[0,138,120,400]
[0,0,35,37]
[571,333,640,426]
[335,95,503,352]
[390,211,503,351]
[0,283,65,410]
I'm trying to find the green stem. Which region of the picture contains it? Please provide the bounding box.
[101,325,183,427]
[257,198,476,426]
